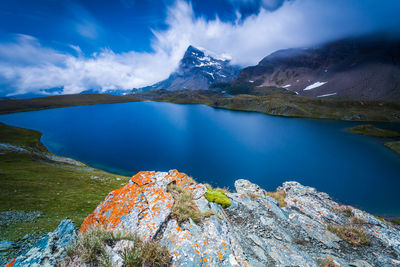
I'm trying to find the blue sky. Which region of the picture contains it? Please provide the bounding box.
[0,0,400,96]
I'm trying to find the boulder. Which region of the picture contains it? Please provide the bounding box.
[8,219,76,267]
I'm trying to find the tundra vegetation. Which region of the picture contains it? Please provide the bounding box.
[0,123,131,241]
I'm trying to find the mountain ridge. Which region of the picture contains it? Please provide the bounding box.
[134,45,240,92]
[231,35,400,100]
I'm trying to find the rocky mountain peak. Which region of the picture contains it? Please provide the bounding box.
[135,45,240,91]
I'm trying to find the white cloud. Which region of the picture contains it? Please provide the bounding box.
[1,0,400,96]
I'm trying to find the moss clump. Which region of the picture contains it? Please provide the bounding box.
[122,237,171,267]
[327,225,369,246]
[167,184,202,224]
[348,124,400,138]
[204,188,231,208]
[266,190,286,207]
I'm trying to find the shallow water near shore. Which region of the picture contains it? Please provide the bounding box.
[1,101,399,215]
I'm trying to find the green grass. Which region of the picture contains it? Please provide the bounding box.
[167,184,202,224]
[385,141,400,156]
[204,187,231,208]
[0,123,131,241]
[266,190,286,207]
[348,124,400,137]
[391,219,400,225]
[63,228,169,267]
[122,237,171,267]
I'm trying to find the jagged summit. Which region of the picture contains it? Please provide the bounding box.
[135,45,240,91]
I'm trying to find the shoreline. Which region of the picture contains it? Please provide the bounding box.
[1,92,400,123]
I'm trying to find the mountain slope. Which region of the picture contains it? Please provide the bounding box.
[233,35,400,100]
[136,46,240,91]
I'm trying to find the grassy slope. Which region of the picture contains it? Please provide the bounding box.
[0,94,140,114]
[384,141,400,155]
[348,125,400,137]
[136,90,400,122]
[0,123,131,240]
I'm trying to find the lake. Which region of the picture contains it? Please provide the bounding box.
[1,101,399,216]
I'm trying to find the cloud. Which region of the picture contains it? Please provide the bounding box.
[1,0,400,96]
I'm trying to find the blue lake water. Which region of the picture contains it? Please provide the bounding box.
[1,101,399,215]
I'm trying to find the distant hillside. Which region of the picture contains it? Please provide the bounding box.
[0,94,140,114]
[134,45,240,92]
[231,35,400,100]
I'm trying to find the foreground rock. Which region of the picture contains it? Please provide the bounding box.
[7,219,76,267]
[8,170,400,266]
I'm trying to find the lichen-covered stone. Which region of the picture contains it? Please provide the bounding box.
[9,219,76,267]
[11,170,400,266]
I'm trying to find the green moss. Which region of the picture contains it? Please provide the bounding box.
[204,188,231,208]
[0,123,131,241]
[348,124,400,138]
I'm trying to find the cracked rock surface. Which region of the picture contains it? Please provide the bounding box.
[8,170,400,266]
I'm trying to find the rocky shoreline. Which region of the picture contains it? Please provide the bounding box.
[5,170,400,266]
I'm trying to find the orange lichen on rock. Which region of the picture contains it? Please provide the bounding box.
[80,169,195,235]
[5,258,16,267]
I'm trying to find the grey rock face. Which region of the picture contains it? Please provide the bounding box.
[12,219,76,267]
[11,172,400,266]
[225,180,400,266]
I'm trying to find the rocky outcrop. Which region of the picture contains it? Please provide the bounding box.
[8,170,400,266]
[7,219,76,267]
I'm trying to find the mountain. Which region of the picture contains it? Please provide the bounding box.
[232,35,400,100]
[9,170,400,266]
[135,45,240,91]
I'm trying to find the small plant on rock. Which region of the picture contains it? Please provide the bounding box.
[167,183,202,224]
[122,238,171,267]
[64,227,136,266]
[350,216,366,225]
[332,205,353,217]
[327,224,369,246]
[202,210,217,218]
[266,190,286,207]
[319,258,339,267]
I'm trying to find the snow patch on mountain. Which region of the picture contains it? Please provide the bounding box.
[303,81,328,91]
